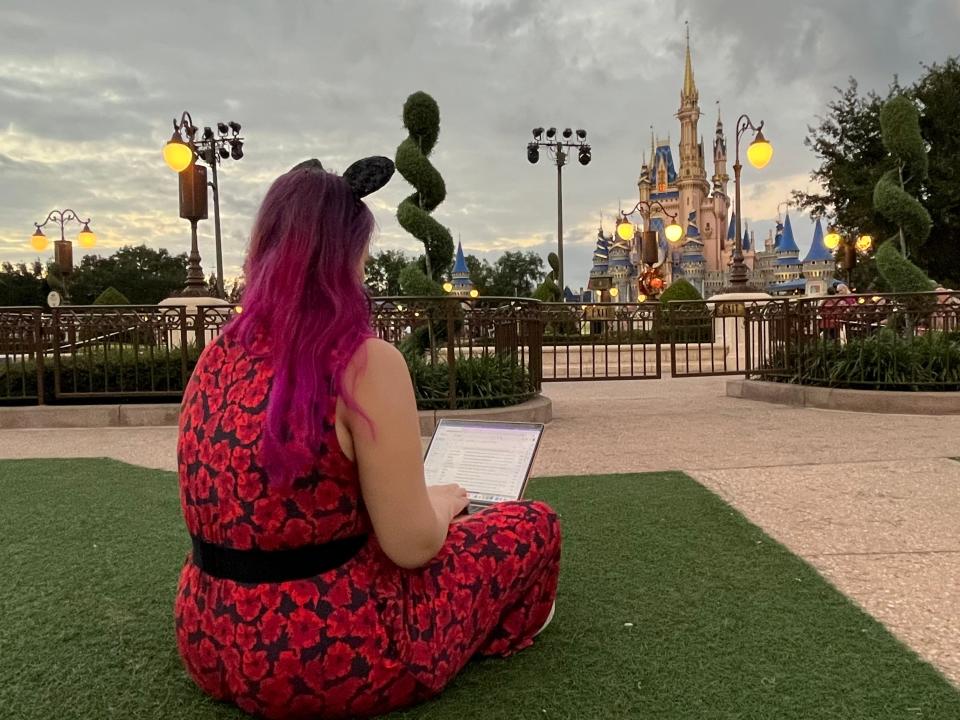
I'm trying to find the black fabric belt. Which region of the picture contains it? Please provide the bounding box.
[190,533,368,584]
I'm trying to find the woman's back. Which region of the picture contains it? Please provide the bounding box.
[178,332,366,551]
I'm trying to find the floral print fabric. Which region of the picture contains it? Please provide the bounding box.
[175,334,561,719]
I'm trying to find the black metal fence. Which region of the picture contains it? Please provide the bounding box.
[3,291,959,407]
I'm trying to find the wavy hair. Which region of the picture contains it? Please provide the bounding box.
[225,165,374,485]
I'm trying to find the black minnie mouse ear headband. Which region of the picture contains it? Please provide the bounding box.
[289,156,395,199]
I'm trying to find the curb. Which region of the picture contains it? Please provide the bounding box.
[0,396,553,433]
[727,379,960,415]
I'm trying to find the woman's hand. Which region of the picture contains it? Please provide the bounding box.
[428,484,469,524]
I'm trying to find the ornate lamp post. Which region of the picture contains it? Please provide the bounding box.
[726,114,773,291]
[527,127,591,295]
[30,209,97,303]
[615,200,684,299]
[163,111,244,298]
[824,226,873,288]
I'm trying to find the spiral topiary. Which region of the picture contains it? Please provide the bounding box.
[395,91,454,281]
[873,95,932,258]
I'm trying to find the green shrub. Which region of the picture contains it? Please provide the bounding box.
[0,344,203,401]
[765,329,960,391]
[406,353,536,410]
[660,279,713,344]
[660,278,704,303]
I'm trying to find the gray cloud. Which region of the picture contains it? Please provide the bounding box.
[1,0,958,290]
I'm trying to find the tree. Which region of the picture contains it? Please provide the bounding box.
[464,254,493,296]
[66,245,188,304]
[486,251,545,297]
[793,60,960,286]
[395,91,454,281]
[365,249,409,296]
[0,261,46,306]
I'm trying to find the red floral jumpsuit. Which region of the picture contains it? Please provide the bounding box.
[175,333,561,719]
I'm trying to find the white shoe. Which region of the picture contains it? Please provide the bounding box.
[534,602,556,637]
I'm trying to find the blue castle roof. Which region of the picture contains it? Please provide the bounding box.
[685,210,700,238]
[453,241,469,275]
[654,144,678,184]
[774,220,784,250]
[803,217,833,262]
[727,212,737,241]
[742,226,751,252]
[777,213,800,255]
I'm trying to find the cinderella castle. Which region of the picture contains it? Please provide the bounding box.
[583,31,838,301]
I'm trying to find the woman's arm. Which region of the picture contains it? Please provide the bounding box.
[341,338,467,569]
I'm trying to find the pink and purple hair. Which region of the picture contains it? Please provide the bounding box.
[225,165,374,485]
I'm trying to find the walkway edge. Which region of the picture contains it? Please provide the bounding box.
[727,379,960,415]
[0,395,553,433]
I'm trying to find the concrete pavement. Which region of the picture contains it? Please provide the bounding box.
[2,376,959,685]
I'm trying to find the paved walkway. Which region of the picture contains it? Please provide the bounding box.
[2,376,959,686]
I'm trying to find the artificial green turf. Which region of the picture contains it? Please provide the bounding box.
[1,459,957,720]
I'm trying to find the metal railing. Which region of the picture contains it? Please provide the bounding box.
[3,291,959,406]
[751,291,960,391]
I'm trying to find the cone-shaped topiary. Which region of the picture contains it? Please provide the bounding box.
[873,95,932,256]
[874,240,935,293]
[93,286,131,305]
[395,92,454,281]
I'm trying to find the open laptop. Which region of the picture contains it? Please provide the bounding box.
[423,419,545,513]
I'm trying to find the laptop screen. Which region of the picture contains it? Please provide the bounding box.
[423,420,544,504]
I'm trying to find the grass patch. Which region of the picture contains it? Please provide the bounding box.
[1,460,957,719]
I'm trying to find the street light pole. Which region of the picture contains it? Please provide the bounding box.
[163,112,244,299]
[727,113,773,292]
[556,146,565,292]
[30,209,97,303]
[528,127,591,297]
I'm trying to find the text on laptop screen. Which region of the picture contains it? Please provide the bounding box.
[423,420,542,503]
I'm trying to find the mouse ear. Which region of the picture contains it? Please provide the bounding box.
[343,156,395,198]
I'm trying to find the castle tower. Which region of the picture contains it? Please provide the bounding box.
[676,26,709,221]
[802,217,835,296]
[771,212,804,294]
[712,108,729,198]
[451,240,474,297]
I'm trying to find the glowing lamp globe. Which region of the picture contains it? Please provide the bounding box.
[609,287,619,298]
[30,228,48,251]
[442,282,454,293]
[824,228,842,250]
[77,223,96,249]
[665,222,683,243]
[469,289,479,298]
[856,234,873,252]
[163,136,194,173]
[746,130,773,170]
[637,293,647,303]
[616,219,634,241]
[235,305,244,314]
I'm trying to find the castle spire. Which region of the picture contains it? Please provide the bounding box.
[682,21,697,102]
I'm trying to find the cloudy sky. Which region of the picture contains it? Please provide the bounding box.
[2,0,958,290]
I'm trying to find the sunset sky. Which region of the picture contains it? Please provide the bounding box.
[2,0,958,289]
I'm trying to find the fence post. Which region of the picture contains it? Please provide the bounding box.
[51,307,62,401]
[526,306,543,391]
[34,309,45,405]
[445,297,457,411]
[179,306,190,389]
[196,307,207,351]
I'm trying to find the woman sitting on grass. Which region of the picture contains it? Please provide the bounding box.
[174,157,561,719]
